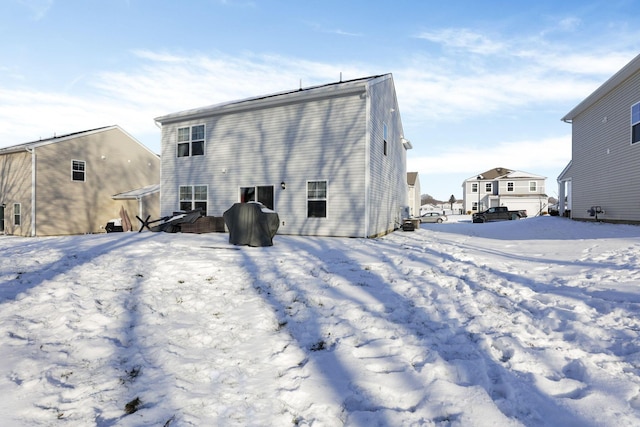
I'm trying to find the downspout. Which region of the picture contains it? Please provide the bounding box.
[363,87,371,238]
[25,146,36,236]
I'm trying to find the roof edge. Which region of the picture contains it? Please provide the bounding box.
[562,53,640,122]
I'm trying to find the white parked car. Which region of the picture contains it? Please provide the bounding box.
[418,212,448,223]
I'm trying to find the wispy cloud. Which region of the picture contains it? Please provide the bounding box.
[17,0,53,20]
[415,29,505,55]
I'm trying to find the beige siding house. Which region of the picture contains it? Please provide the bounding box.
[462,167,547,216]
[0,126,160,236]
[155,74,412,238]
[561,53,640,222]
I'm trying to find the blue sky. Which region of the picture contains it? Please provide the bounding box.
[1,0,639,201]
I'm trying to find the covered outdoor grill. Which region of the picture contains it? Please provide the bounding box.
[223,202,280,247]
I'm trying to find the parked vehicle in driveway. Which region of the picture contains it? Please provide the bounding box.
[418,212,448,223]
[472,206,527,223]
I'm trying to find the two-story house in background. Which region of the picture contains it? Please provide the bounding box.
[0,126,160,236]
[462,167,547,216]
[155,74,412,238]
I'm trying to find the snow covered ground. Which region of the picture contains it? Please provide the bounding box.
[1,216,640,426]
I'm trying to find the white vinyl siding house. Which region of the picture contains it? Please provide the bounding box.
[462,167,547,216]
[561,54,640,223]
[156,74,411,238]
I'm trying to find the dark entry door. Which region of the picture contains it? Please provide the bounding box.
[0,205,4,232]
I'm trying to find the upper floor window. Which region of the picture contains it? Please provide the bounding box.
[179,185,207,214]
[485,182,492,193]
[471,183,478,193]
[177,124,205,157]
[507,182,514,192]
[383,123,388,156]
[632,103,640,144]
[529,181,537,192]
[72,160,85,182]
[307,180,327,218]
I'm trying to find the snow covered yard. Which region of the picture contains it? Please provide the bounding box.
[1,216,640,426]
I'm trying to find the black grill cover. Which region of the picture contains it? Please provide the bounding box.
[223,202,280,247]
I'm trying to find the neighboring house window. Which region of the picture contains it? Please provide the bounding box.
[507,182,514,192]
[471,183,478,193]
[383,123,388,156]
[72,160,85,182]
[307,180,327,218]
[529,181,537,192]
[177,124,205,157]
[485,182,492,192]
[179,185,207,214]
[240,185,274,210]
[632,102,640,144]
[13,203,21,226]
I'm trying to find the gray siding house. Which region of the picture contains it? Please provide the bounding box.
[155,74,412,238]
[462,167,547,216]
[560,53,640,223]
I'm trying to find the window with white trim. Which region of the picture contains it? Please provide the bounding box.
[307,180,327,218]
[72,160,85,182]
[632,102,640,144]
[472,201,478,211]
[471,183,478,193]
[177,124,205,157]
[13,203,21,226]
[507,182,514,192]
[179,185,207,214]
[485,182,492,193]
[529,181,537,192]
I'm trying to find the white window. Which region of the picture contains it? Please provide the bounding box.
[485,182,492,192]
[632,103,640,144]
[471,183,478,193]
[179,185,207,214]
[529,181,537,192]
[472,201,478,211]
[72,160,85,182]
[13,203,21,226]
[507,182,514,192]
[307,180,327,218]
[177,124,205,157]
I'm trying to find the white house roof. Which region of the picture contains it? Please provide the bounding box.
[464,167,545,181]
[155,74,390,124]
[504,170,546,179]
[562,53,640,122]
[557,160,573,181]
[112,184,160,200]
